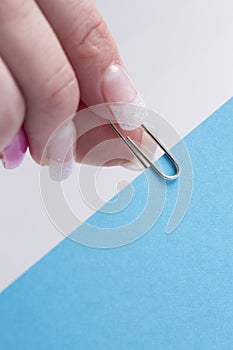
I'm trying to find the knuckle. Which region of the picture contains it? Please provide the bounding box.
[42,65,79,111]
[74,19,113,59]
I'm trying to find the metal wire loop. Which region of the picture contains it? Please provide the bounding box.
[110,121,181,181]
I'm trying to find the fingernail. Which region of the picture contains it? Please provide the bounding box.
[121,127,158,171]
[46,121,76,182]
[102,63,146,130]
[1,128,28,169]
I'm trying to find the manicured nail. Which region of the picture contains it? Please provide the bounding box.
[1,128,28,169]
[121,127,158,171]
[46,121,76,182]
[102,63,146,130]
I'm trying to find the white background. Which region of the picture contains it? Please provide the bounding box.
[0,0,232,291]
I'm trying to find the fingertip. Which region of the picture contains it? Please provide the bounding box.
[1,128,28,169]
[120,126,158,171]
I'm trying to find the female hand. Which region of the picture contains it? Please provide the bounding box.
[0,0,152,180]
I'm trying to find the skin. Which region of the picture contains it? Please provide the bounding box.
[0,0,143,170]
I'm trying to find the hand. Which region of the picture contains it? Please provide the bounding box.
[0,0,151,180]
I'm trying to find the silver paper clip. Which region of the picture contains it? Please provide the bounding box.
[110,121,181,181]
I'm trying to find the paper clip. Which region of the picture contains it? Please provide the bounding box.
[110,121,181,181]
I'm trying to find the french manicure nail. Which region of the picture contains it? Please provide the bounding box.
[1,128,28,169]
[102,63,146,130]
[46,121,76,182]
[49,158,73,182]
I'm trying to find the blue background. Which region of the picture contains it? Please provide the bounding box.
[0,98,233,349]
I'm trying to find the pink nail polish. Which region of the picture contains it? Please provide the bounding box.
[1,129,28,169]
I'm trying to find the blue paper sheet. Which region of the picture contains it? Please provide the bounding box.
[0,98,233,350]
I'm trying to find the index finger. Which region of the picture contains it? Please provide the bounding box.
[37,0,146,131]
